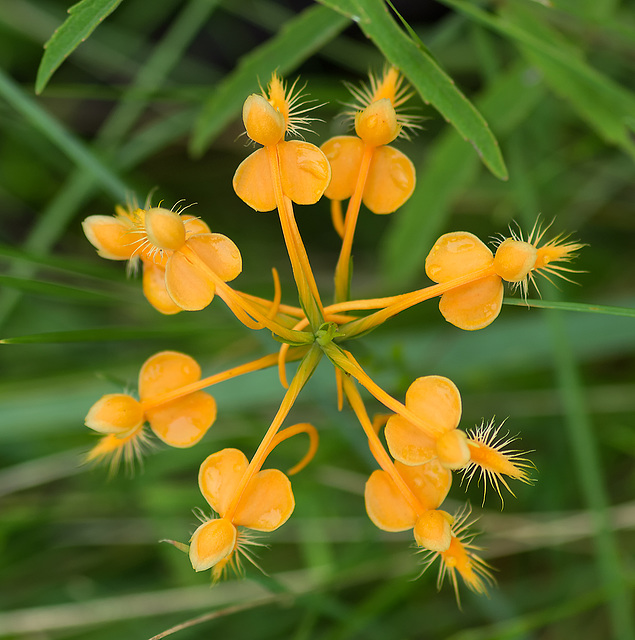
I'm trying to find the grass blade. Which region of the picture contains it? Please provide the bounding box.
[36,0,124,94]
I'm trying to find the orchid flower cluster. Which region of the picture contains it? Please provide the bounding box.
[81,68,582,597]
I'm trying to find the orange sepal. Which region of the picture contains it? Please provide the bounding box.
[321,136,364,201]
[426,232,493,283]
[396,459,452,510]
[233,148,276,212]
[85,393,144,436]
[384,414,436,466]
[413,510,452,552]
[198,448,248,516]
[279,140,331,205]
[146,391,216,447]
[142,261,181,315]
[405,376,462,435]
[363,145,415,214]
[182,214,211,237]
[364,469,417,532]
[165,251,215,311]
[186,233,242,283]
[439,275,504,330]
[189,518,237,572]
[139,351,201,399]
[233,468,295,531]
[82,215,139,260]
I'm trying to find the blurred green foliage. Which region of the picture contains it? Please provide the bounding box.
[0,1,634,638]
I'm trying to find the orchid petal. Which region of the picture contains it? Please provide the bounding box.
[142,261,181,315]
[165,251,215,311]
[198,448,248,516]
[321,136,363,201]
[405,376,462,434]
[363,145,415,214]
[139,351,201,400]
[233,148,276,212]
[189,518,236,572]
[233,468,294,531]
[186,233,242,283]
[364,469,417,532]
[146,391,216,447]
[426,232,493,283]
[439,276,504,331]
[385,414,436,466]
[396,459,452,511]
[82,215,139,260]
[279,140,331,205]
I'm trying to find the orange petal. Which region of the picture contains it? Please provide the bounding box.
[165,252,215,311]
[439,275,504,330]
[198,448,248,516]
[363,145,415,214]
[413,510,452,552]
[233,148,276,212]
[396,459,452,510]
[146,391,216,448]
[320,136,364,201]
[189,518,237,572]
[186,234,242,283]
[233,469,294,531]
[364,469,417,532]
[425,232,493,283]
[142,261,181,315]
[139,351,201,400]
[384,414,436,466]
[82,215,138,260]
[85,393,144,436]
[279,140,331,205]
[435,429,471,469]
[182,214,211,236]
[405,376,462,434]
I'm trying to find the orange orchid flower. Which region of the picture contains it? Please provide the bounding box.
[188,447,296,581]
[425,223,584,330]
[85,351,217,469]
[83,203,242,313]
[232,74,331,213]
[384,375,471,470]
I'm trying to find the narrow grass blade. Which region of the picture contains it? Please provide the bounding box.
[504,298,635,318]
[36,0,124,94]
[0,275,131,303]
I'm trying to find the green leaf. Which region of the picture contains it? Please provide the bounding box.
[319,0,508,180]
[190,4,350,156]
[441,0,635,161]
[36,0,125,94]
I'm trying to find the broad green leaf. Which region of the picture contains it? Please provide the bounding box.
[36,0,124,94]
[382,63,544,285]
[319,0,508,180]
[441,0,635,161]
[190,4,349,156]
